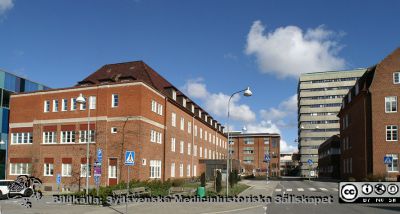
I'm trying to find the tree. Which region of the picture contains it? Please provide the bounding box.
[200,172,206,187]
[215,170,222,193]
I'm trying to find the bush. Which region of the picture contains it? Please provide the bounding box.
[200,172,206,187]
[171,178,185,187]
[216,171,222,193]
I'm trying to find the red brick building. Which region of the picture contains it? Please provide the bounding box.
[338,48,400,181]
[6,61,227,191]
[229,132,280,177]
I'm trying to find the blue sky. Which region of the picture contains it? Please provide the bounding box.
[0,0,399,152]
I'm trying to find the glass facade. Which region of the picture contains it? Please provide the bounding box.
[0,69,49,179]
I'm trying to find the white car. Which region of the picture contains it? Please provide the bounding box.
[0,180,14,199]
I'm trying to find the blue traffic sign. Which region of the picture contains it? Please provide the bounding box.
[307,159,313,166]
[94,176,100,185]
[384,156,393,164]
[125,151,135,166]
[97,148,103,163]
[264,154,270,162]
[56,174,61,185]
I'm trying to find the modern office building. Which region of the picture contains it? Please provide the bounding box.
[339,48,400,181]
[318,135,341,179]
[229,132,280,177]
[0,69,49,179]
[298,68,365,176]
[7,61,227,191]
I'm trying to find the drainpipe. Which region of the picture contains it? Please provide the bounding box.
[163,97,168,181]
[192,115,195,177]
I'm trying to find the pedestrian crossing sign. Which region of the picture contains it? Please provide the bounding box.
[125,151,135,166]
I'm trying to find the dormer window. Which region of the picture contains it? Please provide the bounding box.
[182,98,186,107]
[198,110,202,118]
[172,90,177,100]
[210,119,213,126]
[191,105,195,113]
[205,115,208,122]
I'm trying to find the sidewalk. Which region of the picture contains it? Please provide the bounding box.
[238,180,279,197]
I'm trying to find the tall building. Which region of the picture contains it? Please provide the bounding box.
[297,69,365,177]
[0,69,49,179]
[229,132,280,177]
[339,48,400,181]
[7,61,227,191]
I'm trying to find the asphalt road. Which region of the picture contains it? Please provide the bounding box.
[0,178,399,214]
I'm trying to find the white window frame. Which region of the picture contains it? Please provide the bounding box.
[61,131,75,144]
[199,147,202,158]
[149,160,161,179]
[79,130,95,143]
[61,99,68,111]
[52,100,58,112]
[188,122,192,134]
[111,127,117,134]
[43,132,57,144]
[112,94,119,108]
[9,163,31,175]
[44,100,50,112]
[62,163,72,177]
[108,165,117,178]
[171,113,176,127]
[170,162,175,178]
[188,143,191,155]
[89,96,96,110]
[11,132,33,144]
[71,98,77,111]
[151,100,157,113]
[157,103,163,115]
[386,154,399,172]
[193,165,197,177]
[179,163,183,177]
[386,125,398,141]
[80,164,91,177]
[171,138,176,152]
[385,96,397,113]
[394,72,400,84]
[44,163,54,176]
[180,141,184,154]
[180,117,185,130]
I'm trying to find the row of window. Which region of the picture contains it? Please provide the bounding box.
[170,137,225,159]
[300,86,353,92]
[11,131,96,144]
[151,100,163,116]
[170,163,197,178]
[301,112,338,117]
[301,95,344,100]
[43,94,119,113]
[302,77,358,84]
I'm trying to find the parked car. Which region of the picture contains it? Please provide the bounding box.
[0,180,14,199]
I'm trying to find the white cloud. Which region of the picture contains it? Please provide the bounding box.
[0,0,13,15]
[245,120,280,134]
[182,79,256,122]
[245,20,346,78]
[260,94,297,127]
[280,139,297,153]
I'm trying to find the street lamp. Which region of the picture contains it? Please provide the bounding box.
[226,87,252,196]
[76,93,91,195]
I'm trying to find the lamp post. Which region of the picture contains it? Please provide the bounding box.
[226,87,252,196]
[76,93,91,195]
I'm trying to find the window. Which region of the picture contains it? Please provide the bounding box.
[180,118,185,130]
[157,103,163,115]
[209,133,211,142]
[200,128,203,139]
[108,165,117,178]
[199,147,202,158]
[44,163,54,176]
[80,164,91,177]
[43,132,57,144]
[386,154,399,172]
[205,148,208,158]
[62,163,72,177]
[61,131,75,143]
[171,162,175,178]
[71,98,77,111]
[394,72,400,84]
[188,122,192,134]
[386,125,398,141]
[188,143,191,155]
[194,125,197,136]
[180,141,184,154]
[194,145,197,156]
[205,131,207,141]
[150,130,162,144]
[142,159,147,165]
[187,165,190,177]
[11,132,33,144]
[149,160,161,179]
[112,94,119,107]
[80,100,86,110]
[111,127,117,134]
[89,96,96,110]
[62,99,68,111]
[151,100,157,113]
[44,100,50,112]
[171,113,176,127]
[193,165,197,177]
[53,100,58,112]
[9,163,31,175]
[79,130,95,143]
[179,163,183,177]
[385,96,397,113]
[171,138,176,152]
[172,90,177,100]
[156,132,162,144]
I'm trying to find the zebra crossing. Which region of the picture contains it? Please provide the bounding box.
[275,187,338,192]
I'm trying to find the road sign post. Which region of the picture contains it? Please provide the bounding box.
[124,151,135,214]
[56,174,61,193]
[384,156,393,181]
[264,154,270,184]
[307,159,313,181]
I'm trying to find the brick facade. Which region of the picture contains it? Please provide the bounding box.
[7,62,227,191]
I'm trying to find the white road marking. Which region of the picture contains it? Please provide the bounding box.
[309,188,317,191]
[275,189,281,192]
[297,188,304,192]
[200,205,264,214]
[320,188,328,191]
[286,189,293,192]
